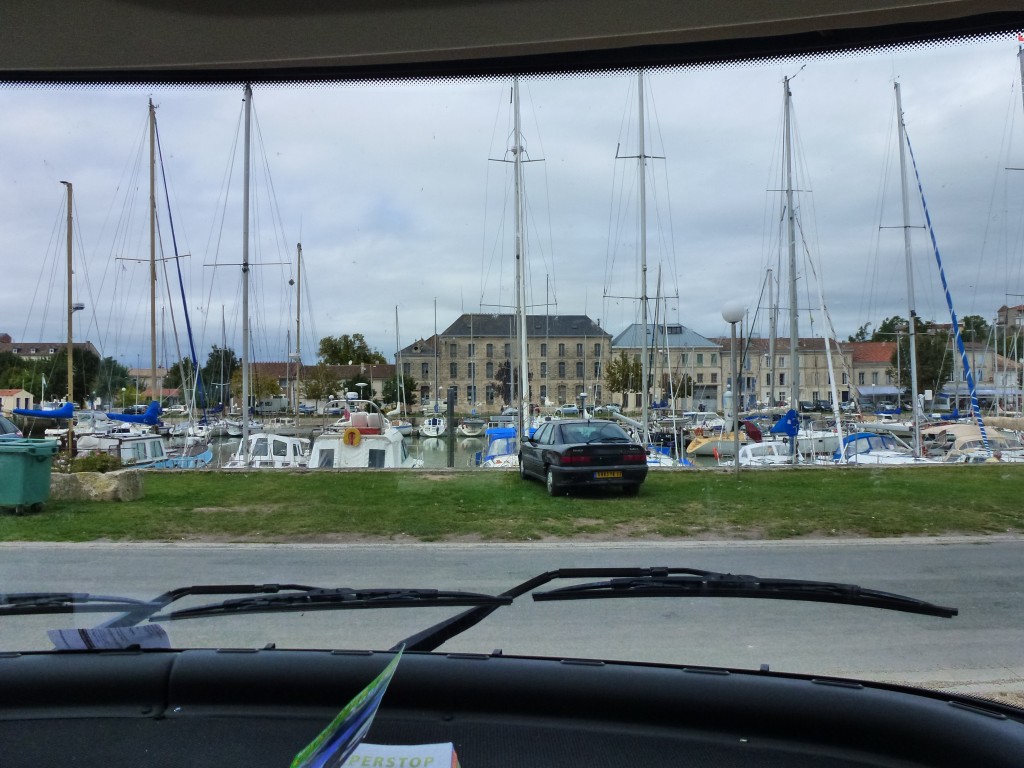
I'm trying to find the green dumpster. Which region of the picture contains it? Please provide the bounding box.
[0,438,60,514]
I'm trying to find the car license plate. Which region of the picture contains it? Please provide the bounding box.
[594,470,622,479]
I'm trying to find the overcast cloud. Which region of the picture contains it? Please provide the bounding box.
[2,33,1023,370]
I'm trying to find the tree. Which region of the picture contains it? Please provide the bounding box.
[871,316,908,342]
[302,363,340,406]
[888,316,953,396]
[604,351,641,405]
[201,346,239,407]
[230,367,280,406]
[41,348,102,405]
[382,375,418,409]
[959,315,990,345]
[318,334,386,365]
[492,360,519,406]
[848,322,871,342]
[163,356,197,393]
[340,377,376,402]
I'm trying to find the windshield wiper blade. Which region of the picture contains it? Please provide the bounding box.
[532,568,958,618]
[150,587,512,621]
[0,592,154,617]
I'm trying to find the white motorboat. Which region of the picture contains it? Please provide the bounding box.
[309,400,421,469]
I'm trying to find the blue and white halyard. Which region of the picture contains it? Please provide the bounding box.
[903,122,989,452]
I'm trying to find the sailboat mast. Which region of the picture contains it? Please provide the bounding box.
[767,267,777,405]
[61,180,73,445]
[241,83,253,460]
[638,70,650,445]
[783,76,800,428]
[895,82,922,457]
[395,306,405,418]
[433,297,439,412]
[513,76,529,438]
[149,99,158,404]
[294,241,302,414]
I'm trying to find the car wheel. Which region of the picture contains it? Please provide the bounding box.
[519,456,527,480]
[546,468,562,497]
[623,483,640,497]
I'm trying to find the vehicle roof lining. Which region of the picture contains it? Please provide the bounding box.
[1,1,1023,83]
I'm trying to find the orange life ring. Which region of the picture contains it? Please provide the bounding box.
[343,427,361,447]
[695,427,704,438]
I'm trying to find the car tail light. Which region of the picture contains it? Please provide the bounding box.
[620,450,647,464]
[560,448,592,465]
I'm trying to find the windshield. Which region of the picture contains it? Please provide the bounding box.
[1,29,1023,721]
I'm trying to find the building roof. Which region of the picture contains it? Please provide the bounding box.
[442,313,608,339]
[846,341,894,364]
[711,336,846,354]
[0,338,101,357]
[612,323,719,349]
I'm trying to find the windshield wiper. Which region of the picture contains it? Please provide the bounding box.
[399,566,956,651]
[531,568,958,618]
[150,587,512,621]
[0,592,154,617]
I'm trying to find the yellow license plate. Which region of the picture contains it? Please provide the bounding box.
[594,470,622,478]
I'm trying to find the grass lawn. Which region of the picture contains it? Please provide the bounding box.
[1,464,1021,543]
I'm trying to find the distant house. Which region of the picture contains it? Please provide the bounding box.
[0,388,33,415]
[0,333,100,360]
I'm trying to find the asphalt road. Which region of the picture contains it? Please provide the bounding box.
[2,536,1022,697]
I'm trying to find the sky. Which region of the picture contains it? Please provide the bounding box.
[2,33,1024,372]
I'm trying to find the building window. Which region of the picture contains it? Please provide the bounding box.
[575,362,584,378]
[766,373,771,386]
[858,372,865,385]
[467,343,475,356]
[539,385,547,402]
[466,385,475,403]
[558,362,566,378]
[467,362,476,379]
[711,353,718,364]
[558,343,566,357]
[696,373,704,383]
[450,362,458,378]
[593,342,601,357]
[449,343,457,358]
[504,343,511,358]
[681,353,688,365]
[576,343,583,356]
[779,373,785,386]
[593,361,600,378]
[421,362,429,378]
[778,356,786,369]
[403,362,410,376]
[558,385,568,403]
[486,343,493,358]
[540,362,547,378]
[711,372,718,384]
[486,362,494,378]
[842,372,848,385]
[485,384,495,404]
[540,343,547,357]
[872,372,879,385]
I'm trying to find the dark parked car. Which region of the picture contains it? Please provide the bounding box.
[0,414,23,438]
[520,418,648,496]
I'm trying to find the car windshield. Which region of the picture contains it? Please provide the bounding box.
[1,20,1023,738]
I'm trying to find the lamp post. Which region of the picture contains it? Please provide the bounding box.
[356,382,367,403]
[722,301,746,475]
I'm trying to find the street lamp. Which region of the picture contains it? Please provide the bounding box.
[722,301,746,475]
[356,382,367,402]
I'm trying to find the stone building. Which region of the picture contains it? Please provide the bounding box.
[399,314,611,413]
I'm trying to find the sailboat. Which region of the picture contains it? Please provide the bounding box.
[419,299,447,438]
[388,306,414,437]
[478,75,532,468]
[606,72,688,467]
